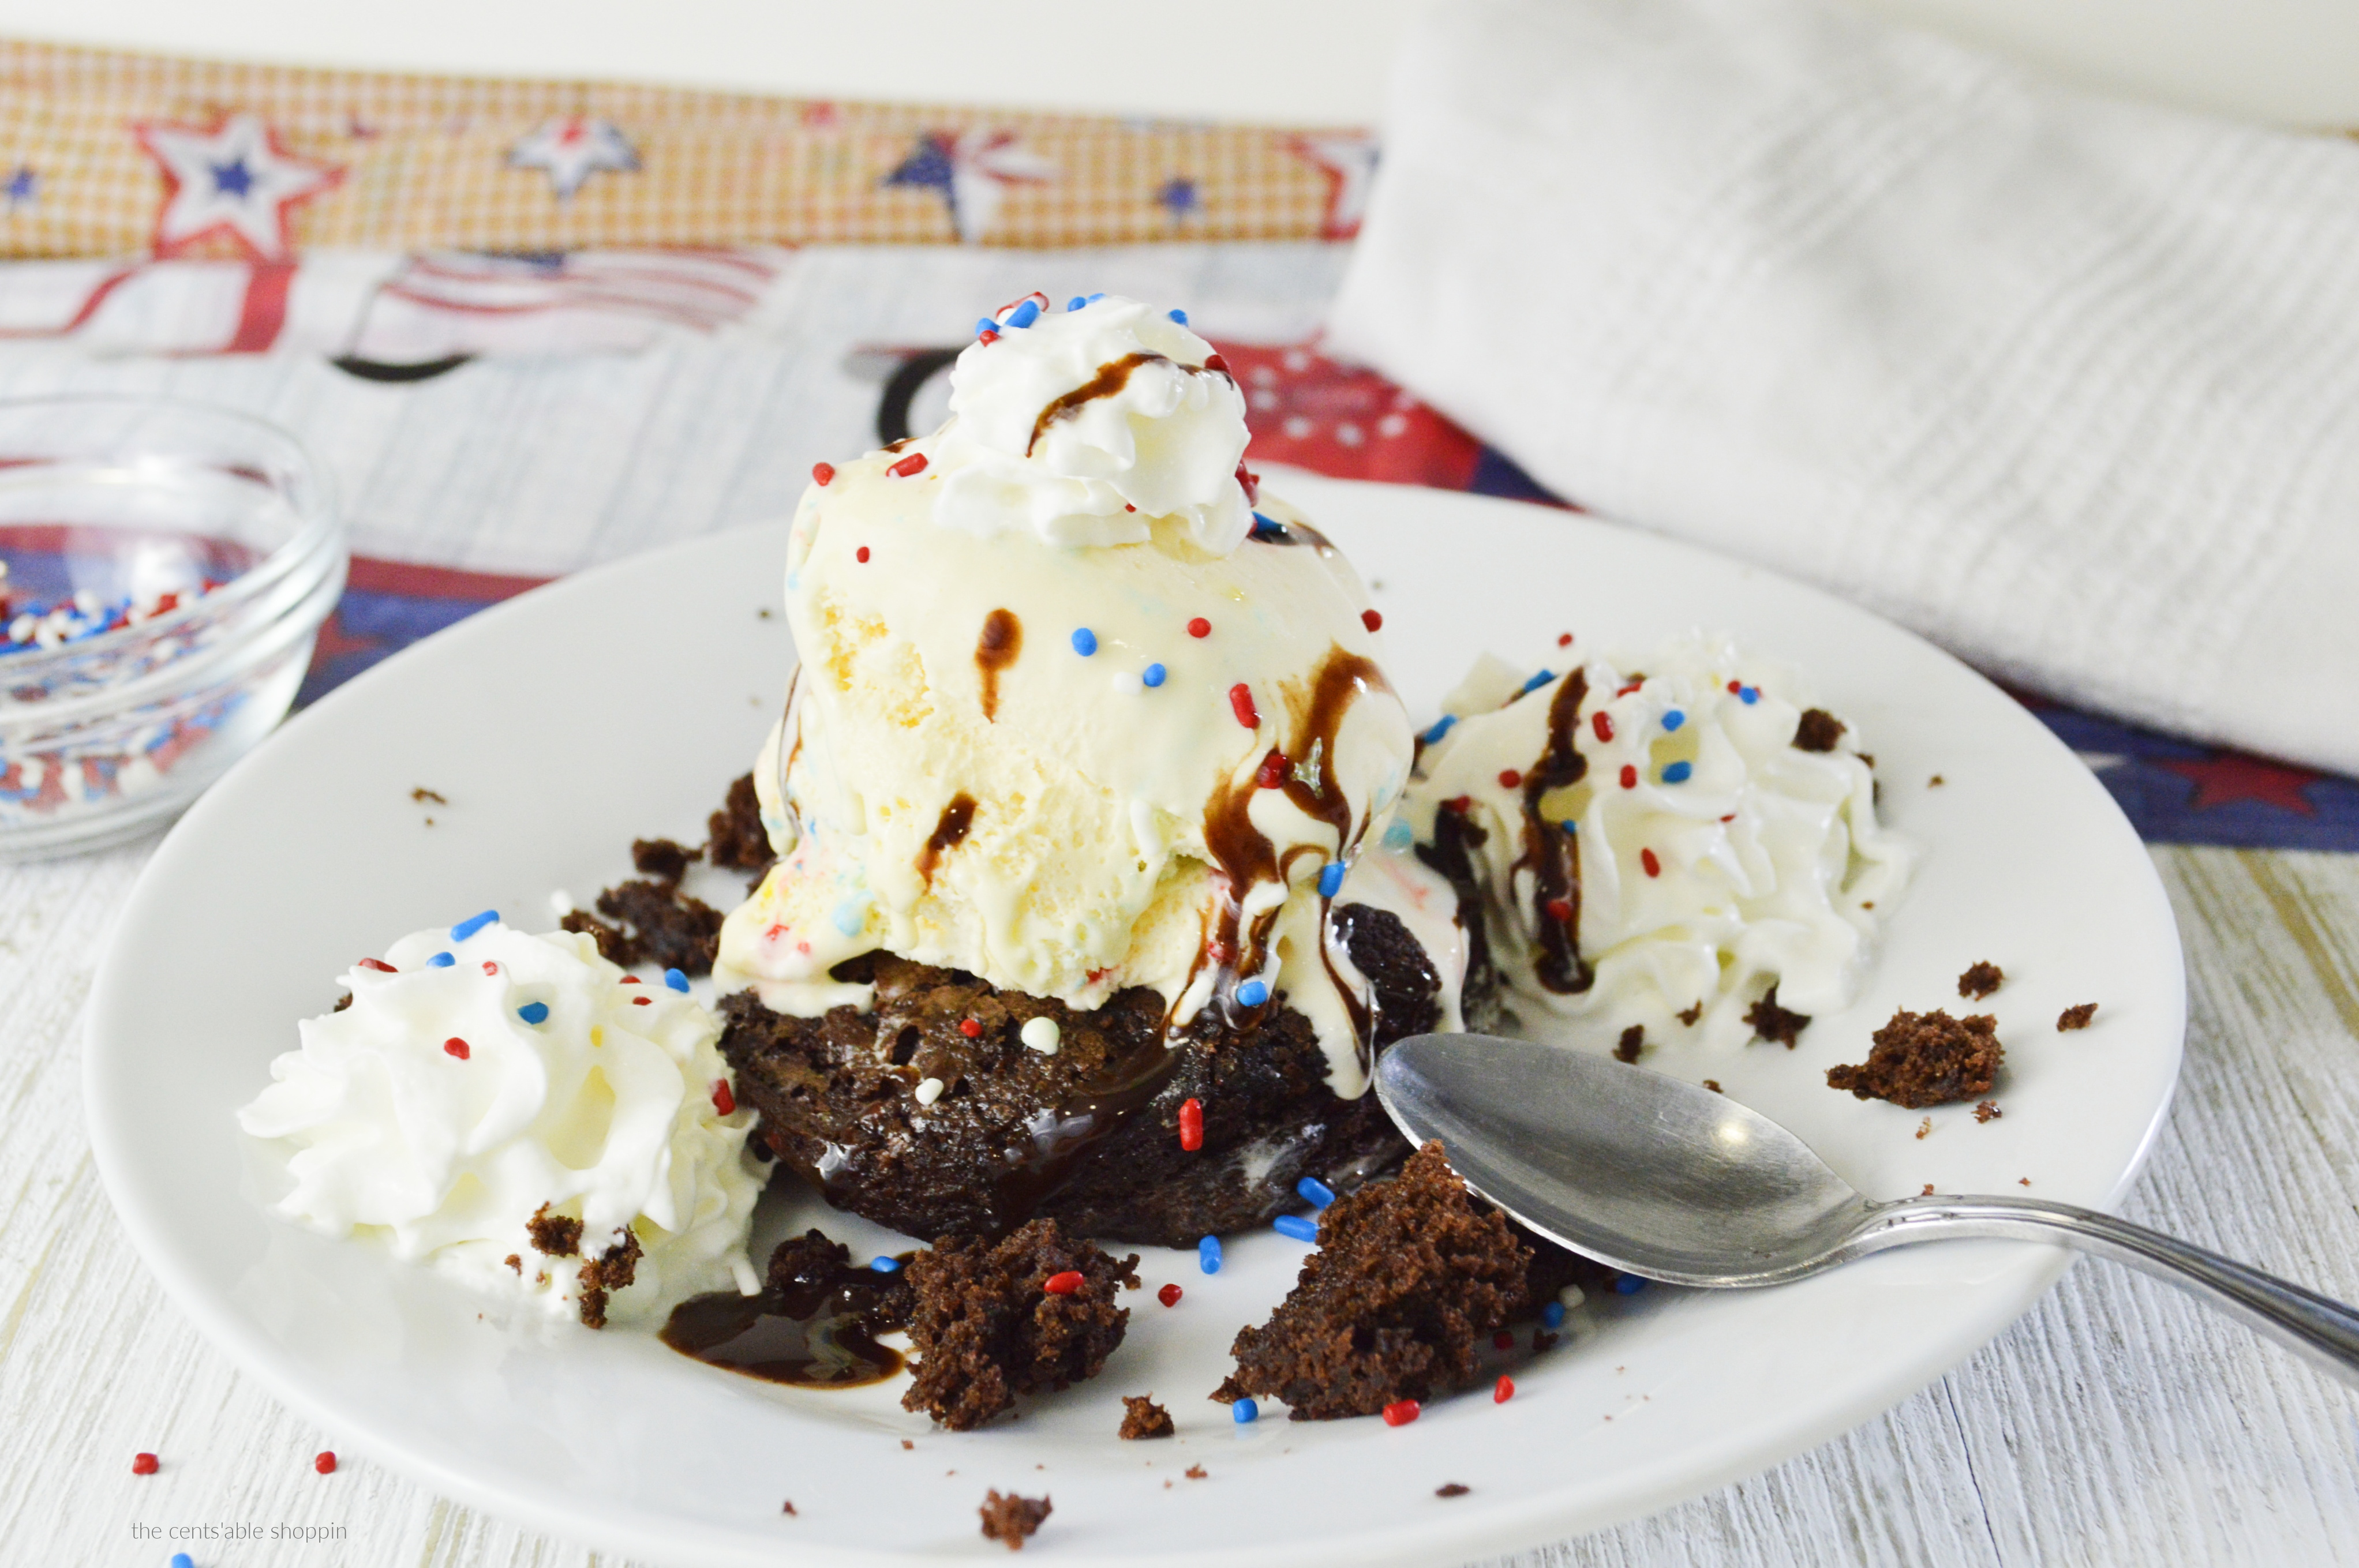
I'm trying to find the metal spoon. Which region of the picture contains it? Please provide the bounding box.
[1375,1031,2359,1386]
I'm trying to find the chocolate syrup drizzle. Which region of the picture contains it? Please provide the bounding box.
[1516,671,1594,994]
[916,793,977,887]
[1189,644,1391,1064]
[1024,352,1233,457]
[660,1247,909,1389]
[974,608,1022,721]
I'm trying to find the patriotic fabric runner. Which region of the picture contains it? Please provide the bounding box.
[0,40,2344,851]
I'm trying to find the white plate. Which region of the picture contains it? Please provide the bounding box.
[85,475,2184,1567]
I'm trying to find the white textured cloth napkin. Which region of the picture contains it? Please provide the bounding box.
[1330,0,2359,775]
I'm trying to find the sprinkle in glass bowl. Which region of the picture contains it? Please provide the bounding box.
[0,397,345,858]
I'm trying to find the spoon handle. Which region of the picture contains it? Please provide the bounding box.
[1850,1194,2359,1387]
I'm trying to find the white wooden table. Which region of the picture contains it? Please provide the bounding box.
[9,844,2359,1565]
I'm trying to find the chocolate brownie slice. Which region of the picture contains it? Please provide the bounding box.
[901,1219,1137,1430]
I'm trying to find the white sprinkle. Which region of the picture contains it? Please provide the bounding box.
[915,1076,945,1106]
[1559,1284,1586,1309]
[1020,1017,1062,1055]
[548,889,576,916]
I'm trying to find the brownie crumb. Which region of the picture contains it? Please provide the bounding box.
[410,786,447,805]
[1828,1010,2001,1109]
[781,1500,797,1516]
[1974,1100,2002,1123]
[1119,1396,1174,1439]
[504,1254,522,1274]
[1436,1483,1470,1498]
[1613,1025,1644,1064]
[527,1203,582,1258]
[1744,985,1811,1048]
[1701,1079,1723,1094]
[2058,1003,2099,1031]
[1216,1142,1530,1420]
[1929,774,1945,787]
[902,1218,1139,1431]
[631,836,698,883]
[1957,961,2004,1000]
[1793,708,1847,753]
[332,992,352,1012]
[576,1228,643,1329]
[979,1491,1051,1550]
[901,1439,914,1450]
[572,878,725,974]
[1920,1184,1935,1197]
[707,772,776,881]
[2019,1177,2031,1187]
[1185,1464,1207,1480]
[1676,1003,1703,1027]
[1914,1117,1931,1141]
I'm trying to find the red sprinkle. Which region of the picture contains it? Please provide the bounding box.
[1494,1375,1516,1404]
[1234,463,1260,504]
[1229,682,1260,729]
[1444,794,1472,814]
[132,1453,159,1475]
[444,1037,470,1060]
[631,996,651,1006]
[1617,681,1643,698]
[1545,898,1572,922]
[1203,352,1230,374]
[958,1017,983,1038]
[1361,609,1384,633]
[1497,768,1523,790]
[1382,1399,1421,1427]
[1592,712,1614,743]
[1620,764,1638,789]
[620,975,641,984]
[1557,632,1574,647]
[1720,813,1736,823]
[1044,1270,1086,1296]
[712,1079,736,1115]
[314,1451,338,1475]
[1727,680,1743,695]
[1159,1282,1184,1307]
[1206,940,1235,963]
[1492,1330,1514,1351]
[811,462,836,486]
[976,328,1000,344]
[1188,616,1212,638]
[1256,750,1288,789]
[357,958,396,973]
[482,961,498,976]
[886,452,928,478]
[1642,848,1662,878]
[855,546,871,563]
[1178,1097,1205,1152]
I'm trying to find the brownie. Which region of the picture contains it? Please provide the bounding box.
[631,836,697,883]
[563,878,724,974]
[717,905,1441,1248]
[901,1218,1139,1430]
[979,1491,1051,1550]
[707,772,777,885]
[1119,1396,1174,1439]
[1744,984,1811,1048]
[526,1203,582,1258]
[1956,961,2003,1000]
[576,1230,642,1329]
[2058,1003,2099,1031]
[1613,1024,1644,1063]
[1827,1009,2002,1108]
[1792,708,1847,753]
[1214,1142,1530,1420]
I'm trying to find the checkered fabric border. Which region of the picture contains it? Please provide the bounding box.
[0,39,1375,258]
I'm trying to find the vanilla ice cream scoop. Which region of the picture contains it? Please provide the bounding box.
[714,293,1413,1092]
[1402,633,1912,1052]
[239,917,764,1325]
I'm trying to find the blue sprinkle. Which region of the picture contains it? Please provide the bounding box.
[1249,511,1285,539]
[450,910,499,941]
[1382,819,1414,851]
[1088,292,1104,303]
[1519,668,1556,695]
[664,968,690,993]
[1662,709,1686,732]
[1561,819,1578,835]
[1739,687,1759,705]
[975,317,998,337]
[425,951,455,968]
[1420,715,1457,745]
[1141,662,1166,688]
[1233,1397,1259,1424]
[518,1001,550,1025]
[1005,298,1041,329]
[868,1255,902,1273]
[1541,1300,1566,1329]
[173,1556,194,1568]
[1168,307,1189,325]
[1297,1176,1336,1209]
[1661,760,1693,784]
[1614,1273,1648,1295]
[1071,627,1098,657]
[1067,296,1088,311]
[1235,977,1270,1008]
[1274,1213,1319,1242]
[1199,1235,1222,1274]
[1317,862,1345,898]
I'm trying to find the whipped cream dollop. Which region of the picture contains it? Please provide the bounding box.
[238,918,763,1325]
[1401,633,1912,1052]
[931,292,1252,553]
[714,293,1414,1092]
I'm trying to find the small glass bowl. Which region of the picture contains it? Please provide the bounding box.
[0,397,346,859]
